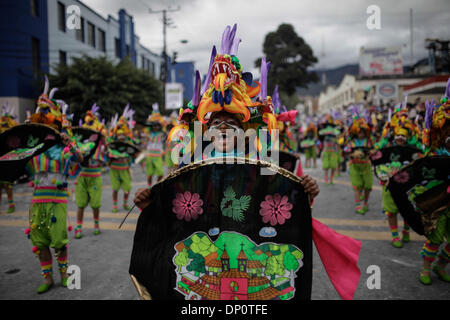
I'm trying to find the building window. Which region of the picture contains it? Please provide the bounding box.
[59,51,67,66]
[151,62,155,76]
[57,2,66,32]
[98,29,106,52]
[31,0,39,17]
[114,38,121,58]
[32,37,40,77]
[87,22,96,48]
[76,17,85,42]
[126,45,130,57]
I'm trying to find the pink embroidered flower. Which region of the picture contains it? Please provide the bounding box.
[259,194,293,226]
[44,134,56,141]
[393,171,410,184]
[89,134,98,142]
[172,191,203,221]
[371,150,382,161]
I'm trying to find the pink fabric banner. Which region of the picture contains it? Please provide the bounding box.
[312,218,362,300]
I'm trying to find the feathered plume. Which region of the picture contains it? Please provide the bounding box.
[272,85,281,113]
[192,70,202,107]
[49,88,58,100]
[43,75,49,96]
[258,57,271,100]
[220,24,238,55]
[424,100,435,130]
[91,103,100,116]
[201,46,217,94]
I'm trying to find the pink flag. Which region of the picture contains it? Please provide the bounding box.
[312,218,362,300]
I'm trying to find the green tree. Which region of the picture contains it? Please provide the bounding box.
[174,248,190,272]
[186,253,206,276]
[43,55,163,125]
[255,23,318,102]
[265,255,284,280]
[283,251,299,287]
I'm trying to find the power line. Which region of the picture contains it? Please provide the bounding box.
[148,5,181,113]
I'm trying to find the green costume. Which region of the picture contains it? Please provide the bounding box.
[75,168,103,209]
[322,137,339,169]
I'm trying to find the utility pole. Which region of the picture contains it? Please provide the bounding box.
[149,6,180,113]
[410,8,414,67]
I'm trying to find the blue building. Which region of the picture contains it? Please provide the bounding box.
[0,0,194,120]
[169,61,195,103]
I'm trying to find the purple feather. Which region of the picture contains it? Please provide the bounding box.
[220,26,231,55]
[91,103,100,115]
[272,85,281,111]
[259,57,268,100]
[79,119,83,126]
[201,46,217,94]
[424,100,434,130]
[226,24,237,54]
[192,70,201,107]
[43,75,49,95]
[230,38,241,56]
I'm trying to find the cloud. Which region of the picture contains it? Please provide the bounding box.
[82,0,450,76]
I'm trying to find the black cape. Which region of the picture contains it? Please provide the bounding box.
[387,155,450,235]
[0,124,62,182]
[129,157,312,300]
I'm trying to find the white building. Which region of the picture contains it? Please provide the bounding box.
[48,0,162,78]
[318,75,356,113]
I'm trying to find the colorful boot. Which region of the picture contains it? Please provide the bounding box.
[389,225,402,248]
[74,221,83,239]
[355,201,364,215]
[57,249,68,287]
[433,246,450,282]
[123,193,130,211]
[433,263,450,282]
[93,217,101,235]
[402,221,410,243]
[37,260,53,294]
[112,199,118,213]
[362,202,369,214]
[402,230,410,243]
[419,268,432,285]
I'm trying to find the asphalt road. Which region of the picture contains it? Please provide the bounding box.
[0,159,448,300]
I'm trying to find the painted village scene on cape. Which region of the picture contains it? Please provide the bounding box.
[0,0,449,303]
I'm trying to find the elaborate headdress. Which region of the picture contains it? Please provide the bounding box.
[347,105,371,137]
[0,102,19,134]
[147,103,165,126]
[109,104,135,140]
[29,75,66,132]
[81,103,107,136]
[422,78,450,151]
[196,24,261,125]
[381,105,419,141]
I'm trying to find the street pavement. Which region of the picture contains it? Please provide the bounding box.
[0,159,448,300]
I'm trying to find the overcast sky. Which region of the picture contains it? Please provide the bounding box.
[82,0,450,77]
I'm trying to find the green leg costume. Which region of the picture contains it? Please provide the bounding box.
[145,156,164,178]
[322,151,339,170]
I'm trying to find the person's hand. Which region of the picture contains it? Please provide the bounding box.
[134,188,152,210]
[301,174,319,199]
